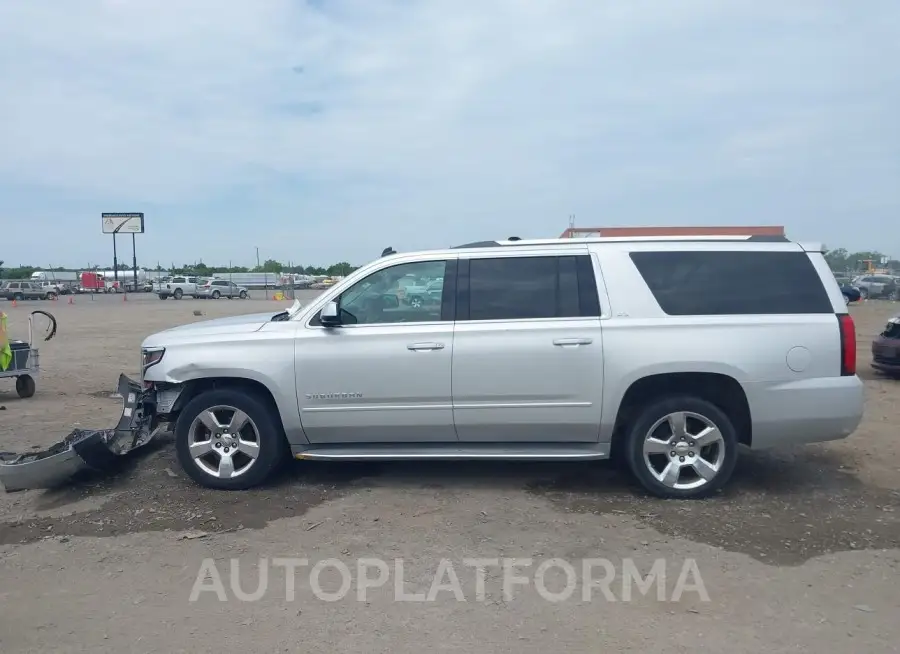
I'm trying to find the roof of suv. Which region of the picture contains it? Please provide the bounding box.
[375,234,824,263]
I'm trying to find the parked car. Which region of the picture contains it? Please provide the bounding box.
[1,281,57,301]
[871,314,900,377]
[310,278,337,290]
[41,281,74,295]
[197,279,249,300]
[834,278,861,304]
[158,276,201,300]
[851,274,898,300]
[138,235,864,499]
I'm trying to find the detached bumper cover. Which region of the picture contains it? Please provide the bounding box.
[0,374,159,492]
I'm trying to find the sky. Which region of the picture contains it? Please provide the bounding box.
[1,0,898,269]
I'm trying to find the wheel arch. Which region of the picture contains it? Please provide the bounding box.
[610,372,752,458]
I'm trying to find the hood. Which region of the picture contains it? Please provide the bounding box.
[141,310,285,347]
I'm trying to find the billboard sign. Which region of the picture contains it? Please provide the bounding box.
[102,212,145,234]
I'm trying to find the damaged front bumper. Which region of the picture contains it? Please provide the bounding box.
[0,374,160,492]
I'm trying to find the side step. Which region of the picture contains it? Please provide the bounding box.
[293,442,609,461]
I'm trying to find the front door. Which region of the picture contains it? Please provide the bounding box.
[296,257,458,444]
[452,252,604,442]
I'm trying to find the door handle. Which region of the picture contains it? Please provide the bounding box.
[407,342,445,351]
[553,338,593,347]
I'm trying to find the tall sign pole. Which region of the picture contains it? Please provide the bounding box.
[113,233,119,285]
[132,233,138,291]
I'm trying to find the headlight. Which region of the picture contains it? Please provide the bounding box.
[142,348,165,371]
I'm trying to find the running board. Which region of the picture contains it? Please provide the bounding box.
[293,442,609,461]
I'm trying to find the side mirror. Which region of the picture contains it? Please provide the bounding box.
[320,300,341,327]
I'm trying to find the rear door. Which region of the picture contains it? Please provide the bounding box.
[451,250,604,442]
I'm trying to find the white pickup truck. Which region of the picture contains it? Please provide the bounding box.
[158,276,201,300]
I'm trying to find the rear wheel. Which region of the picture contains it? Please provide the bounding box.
[175,389,288,490]
[860,287,869,300]
[624,396,738,499]
[13,293,24,301]
[211,290,221,299]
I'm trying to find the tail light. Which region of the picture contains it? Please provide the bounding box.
[838,313,856,376]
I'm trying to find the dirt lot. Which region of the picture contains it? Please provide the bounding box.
[0,294,898,653]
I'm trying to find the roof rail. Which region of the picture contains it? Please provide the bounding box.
[452,241,501,249]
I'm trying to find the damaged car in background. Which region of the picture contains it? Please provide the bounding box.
[872,313,900,378]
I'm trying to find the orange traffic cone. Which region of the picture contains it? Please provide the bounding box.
[123,293,128,302]
[68,296,74,305]
[10,299,16,308]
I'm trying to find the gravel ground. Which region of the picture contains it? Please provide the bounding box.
[0,294,898,653]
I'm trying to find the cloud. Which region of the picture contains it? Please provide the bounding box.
[0,0,897,266]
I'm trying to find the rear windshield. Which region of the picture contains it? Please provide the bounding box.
[630,250,833,315]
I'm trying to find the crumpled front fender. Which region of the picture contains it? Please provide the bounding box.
[0,374,159,492]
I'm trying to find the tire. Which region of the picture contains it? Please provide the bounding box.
[409,295,423,308]
[239,290,248,299]
[212,290,220,300]
[173,288,183,300]
[174,388,288,490]
[16,374,36,399]
[47,292,57,301]
[159,294,168,300]
[843,293,851,305]
[860,287,869,300]
[623,395,739,499]
[13,293,24,301]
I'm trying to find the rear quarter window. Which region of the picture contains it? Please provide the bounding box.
[630,250,833,315]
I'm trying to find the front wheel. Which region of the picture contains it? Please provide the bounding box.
[624,396,739,499]
[174,389,288,490]
[173,288,183,300]
[239,290,248,299]
[860,287,869,300]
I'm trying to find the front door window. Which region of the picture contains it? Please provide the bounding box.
[337,260,447,325]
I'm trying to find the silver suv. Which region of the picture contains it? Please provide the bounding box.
[197,279,249,300]
[139,235,864,498]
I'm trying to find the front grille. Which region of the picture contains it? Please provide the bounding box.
[882,322,900,339]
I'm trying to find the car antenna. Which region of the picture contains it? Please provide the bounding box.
[381,247,396,257]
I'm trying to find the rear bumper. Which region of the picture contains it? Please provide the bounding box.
[744,375,864,449]
[0,374,159,492]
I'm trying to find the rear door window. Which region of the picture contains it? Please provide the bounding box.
[460,255,600,321]
[629,251,833,315]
